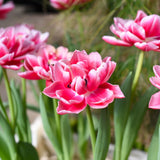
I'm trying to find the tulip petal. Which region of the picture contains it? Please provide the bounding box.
[18,71,41,80]
[134,42,159,51]
[102,36,132,46]
[153,65,160,78]
[149,91,160,109]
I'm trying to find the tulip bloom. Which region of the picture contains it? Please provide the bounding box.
[50,0,91,10]
[149,65,160,109]
[0,24,49,70]
[43,50,124,114]
[103,10,160,52]
[18,45,72,80]
[0,0,14,19]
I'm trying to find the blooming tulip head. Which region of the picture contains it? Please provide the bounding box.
[50,0,91,10]
[102,10,160,52]
[0,24,49,70]
[0,0,14,19]
[43,50,124,114]
[18,45,72,80]
[149,65,160,109]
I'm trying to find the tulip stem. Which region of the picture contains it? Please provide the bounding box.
[21,67,26,109]
[86,106,96,154]
[132,51,144,93]
[2,68,15,130]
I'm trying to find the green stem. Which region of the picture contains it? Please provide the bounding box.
[21,67,26,109]
[86,106,96,154]
[131,51,144,93]
[53,99,62,145]
[2,68,15,129]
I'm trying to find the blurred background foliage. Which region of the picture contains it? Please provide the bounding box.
[4,0,160,151]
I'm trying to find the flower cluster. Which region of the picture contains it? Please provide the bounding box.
[0,24,49,70]
[103,10,160,52]
[0,0,14,19]
[43,50,124,114]
[50,0,91,10]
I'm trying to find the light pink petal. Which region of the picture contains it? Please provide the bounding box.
[149,91,160,109]
[34,66,50,80]
[150,77,160,90]
[70,64,85,78]
[43,81,65,98]
[57,99,87,115]
[102,36,132,46]
[134,42,159,51]
[153,65,160,78]
[140,15,160,37]
[135,10,147,23]
[88,52,102,69]
[87,88,114,109]
[18,71,41,80]
[0,43,8,58]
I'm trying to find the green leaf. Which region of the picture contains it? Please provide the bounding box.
[121,86,157,160]
[78,114,89,160]
[39,94,62,158]
[0,66,3,83]
[0,112,17,160]
[10,82,31,142]
[94,108,110,160]
[0,135,11,160]
[148,114,160,160]
[114,72,133,160]
[17,141,39,160]
[61,115,73,160]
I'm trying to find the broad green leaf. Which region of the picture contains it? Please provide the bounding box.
[17,141,39,160]
[0,66,3,83]
[121,86,157,160]
[114,72,133,160]
[78,114,89,160]
[0,135,11,160]
[94,108,110,160]
[61,115,73,160]
[0,112,17,160]
[10,82,31,142]
[148,114,160,160]
[39,94,62,158]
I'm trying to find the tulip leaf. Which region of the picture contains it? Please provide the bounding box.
[39,94,62,158]
[10,82,31,143]
[148,114,160,160]
[121,86,157,160]
[0,135,11,160]
[17,141,39,160]
[61,114,73,160]
[78,113,89,160]
[114,72,132,160]
[0,112,17,160]
[0,66,3,83]
[94,107,110,160]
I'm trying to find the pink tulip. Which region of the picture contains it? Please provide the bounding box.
[18,45,72,80]
[50,0,91,10]
[149,65,160,109]
[0,0,14,19]
[102,10,160,52]
[43,50,124,114]
[0,24,49,70]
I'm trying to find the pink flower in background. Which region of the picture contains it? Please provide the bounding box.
[50,0,91,10]
[0,0,14,19]
[18,45,72,80]
[0,24,49,70]
[43,50,124,114]
[149,65,160,109]
[102,10,160,52]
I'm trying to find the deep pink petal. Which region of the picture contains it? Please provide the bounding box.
[135,10,147,23]
[57,99,87,115]
[86,88,114,109]
[43,81,65,98]
[70,64,85,78]
[102,36,132,46]
[18,71,41,80]
[149,91,160,109]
